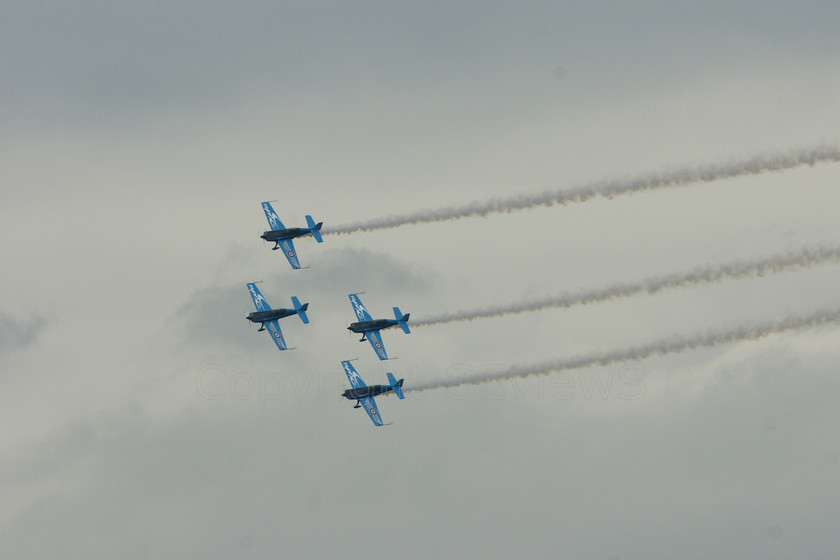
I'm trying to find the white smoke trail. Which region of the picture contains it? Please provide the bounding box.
[413,245,840,326]
[324,145,840,235]
[407,307,840,392]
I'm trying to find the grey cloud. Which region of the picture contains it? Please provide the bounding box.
[296,247,436,296]
[5,1,839,132]
[174,282,265,353]
[3,1,840,558]
[4,343,840,559]
[0,313,45,356]
[2,2,505,128]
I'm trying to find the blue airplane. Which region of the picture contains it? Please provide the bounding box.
[340,360,405,426]
[259,201,323,269]
[347,293,410,360]
[246,282,309,351]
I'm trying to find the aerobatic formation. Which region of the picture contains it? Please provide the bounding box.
[249,201,409,426]
[243,148,839,426]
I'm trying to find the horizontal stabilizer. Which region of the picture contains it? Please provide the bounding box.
[291,296,310,324]
[387,372,405,399]
[394,307,411,334]
[306,215,324,243]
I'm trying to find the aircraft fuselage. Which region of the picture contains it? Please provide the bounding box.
[342,384,395,401]
[261,228,309,242]
[248,308,298,323]
[348,319,398,334]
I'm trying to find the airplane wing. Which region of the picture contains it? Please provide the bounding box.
[341,360,367,389]
[261,202,285,231]
[278,239,301,269]
[247,283,271,311]
[264,320,287,351]
[348,294,373,322]
[359,396,384,426]
[366,329,389,360]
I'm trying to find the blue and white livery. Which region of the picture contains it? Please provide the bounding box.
[347,293,410,360]
[340,360,405,427]
[246,282,310,352]
[259,202,323,270]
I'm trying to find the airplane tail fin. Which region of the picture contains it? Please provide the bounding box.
[387,372,405,399]
[306,215,324,243]
[393,307,411,334]
[291,296,310,324]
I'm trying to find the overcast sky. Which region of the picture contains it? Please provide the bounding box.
[2,2,840,558]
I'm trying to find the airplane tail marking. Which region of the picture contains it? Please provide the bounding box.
[387,372,405,399]
[291,296,310,324]
[306,215,324,243]
[394,307,411,334]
